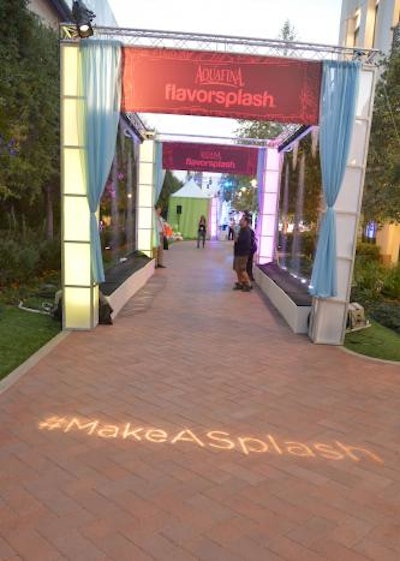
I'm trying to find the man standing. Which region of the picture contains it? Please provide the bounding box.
[233,215,253,292]
[154,206,166,268]
[245,212,257,282]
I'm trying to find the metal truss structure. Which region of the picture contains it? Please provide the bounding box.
[59,24,380,147]
[60,24,381,64]
[123,111,149,140]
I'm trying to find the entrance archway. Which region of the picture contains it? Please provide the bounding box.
[60,27,378,344]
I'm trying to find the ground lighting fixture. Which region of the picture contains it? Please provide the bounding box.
[72,0,95,38]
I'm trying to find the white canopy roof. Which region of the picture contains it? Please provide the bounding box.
[171,178,212,198]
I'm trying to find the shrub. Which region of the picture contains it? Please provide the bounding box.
[38,238,61,271]
[369,301,400,334]
[101,228,113,249]
[351,255,400,334]
[381,263,400,299]
[300,231,317,259]
[0,238,40,284]
[352,258,386,296]
[278,231,316,258]
[100,228,127,251]
[356,242,381,261]
[0,230,61,287]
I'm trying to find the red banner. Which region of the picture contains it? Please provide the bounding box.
[122,48,322,125]
[162,142,258,175]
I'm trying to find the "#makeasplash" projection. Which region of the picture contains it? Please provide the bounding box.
[39,416,383,464]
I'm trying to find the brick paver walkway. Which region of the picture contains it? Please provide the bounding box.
[1,240,399,561]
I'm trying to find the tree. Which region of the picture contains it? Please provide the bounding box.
[158,171,183,217]
[279,19,297,56]
[0,0,60,236]
[220,175,238,202]
[364,49,400,226]
[279,135,322,228]
[234,120,284,141]
[230,175,258,213]
[234,20,298,143]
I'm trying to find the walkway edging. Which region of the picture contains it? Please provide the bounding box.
[0,330,71,395]
[339,344,400,366]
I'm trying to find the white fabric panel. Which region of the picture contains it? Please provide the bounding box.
[336,213,358,259]
[62,45,79,97]
[356,70,374,118]
[138,207,153,230]
[64,197,90,241]
[335,167,363,211]
[310,300,347,344]
[139,162,154,185]
[137,184,153,208]
[263,193,279,212]
[348,119,369,167]
[63,98,82,147]
[64,287,93,330]
[336,258,353,298]
[64,243,91,286]
[63,148,86,195]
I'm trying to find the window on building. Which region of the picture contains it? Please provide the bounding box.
[372,0,380,47]
[353,9,361,46]
[392,11,400,50]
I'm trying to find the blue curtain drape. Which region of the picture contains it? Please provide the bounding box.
[155,141,166,204]
[79,40,122,283]
[309,60,360,298]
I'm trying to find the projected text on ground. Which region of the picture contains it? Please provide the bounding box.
[38,416,383,464]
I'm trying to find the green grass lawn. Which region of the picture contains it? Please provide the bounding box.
[0,306,61,381]
[344,320,400,362]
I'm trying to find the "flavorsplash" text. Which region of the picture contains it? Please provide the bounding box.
[165,84,276,109]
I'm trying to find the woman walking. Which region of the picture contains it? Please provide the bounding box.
[197,215,207,248]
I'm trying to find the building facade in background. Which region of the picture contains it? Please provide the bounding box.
[28,0,148,263]
[28,0,118,29]
[339,0,400,264]
[28,0,70,29]
[339,0,400,53]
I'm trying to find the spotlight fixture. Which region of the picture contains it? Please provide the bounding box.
[352,49,366,61]
[72,0,95,38]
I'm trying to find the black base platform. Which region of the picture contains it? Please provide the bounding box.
[257,262,312,307]
[100,252,151,296]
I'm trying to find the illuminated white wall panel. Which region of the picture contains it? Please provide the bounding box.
[137,229,151,252]
[64,196,90,241]
[137,206,153,230]
[336,167,364,210]
[61,43,97,330]
[257,148,280,263]
[210,197,218,239]
[309,66,377,345]
[64,243,91,286]
[137,139,156,257]
[63,148,86,195]
[336,214,358,259]
[62,44,79,96]
[261,215,276,236]
[139,162,154,184]
[63,99,81,146]
[137,184,154,208]
[63,287,93,330]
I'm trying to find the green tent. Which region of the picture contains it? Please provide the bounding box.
[168,179,212,238]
